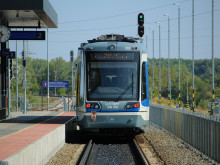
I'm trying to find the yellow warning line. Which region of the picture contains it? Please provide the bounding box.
[0,112,63,140]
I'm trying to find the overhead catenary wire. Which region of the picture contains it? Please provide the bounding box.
[59,0,191,25]
[49,9,220,34]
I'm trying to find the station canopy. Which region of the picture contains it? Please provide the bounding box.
[0,0,58,28]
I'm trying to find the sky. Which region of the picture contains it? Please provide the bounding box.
[9,0,220,61]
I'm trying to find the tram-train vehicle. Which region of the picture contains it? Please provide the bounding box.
[75,34,149,133]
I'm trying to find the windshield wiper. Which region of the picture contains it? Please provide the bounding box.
[115,81,134,102]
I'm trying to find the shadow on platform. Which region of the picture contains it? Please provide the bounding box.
[0,115,75,125]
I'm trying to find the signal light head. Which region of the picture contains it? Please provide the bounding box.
[138,13,144,25]
[138,26,144,37]
[138,13,144,37]
[70,50,73,56]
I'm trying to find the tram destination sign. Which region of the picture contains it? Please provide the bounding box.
[10,31,45,40]
[89,52,135,61]
[42,81,69,88]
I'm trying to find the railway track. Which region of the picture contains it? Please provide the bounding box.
[46,125,215,165]
[78,139,149,165]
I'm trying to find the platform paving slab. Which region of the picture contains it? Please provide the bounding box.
[0,111,60,138]
[0,111,76,165]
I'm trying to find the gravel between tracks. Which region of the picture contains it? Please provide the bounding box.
[87,144,136,165]
[144,124,217,165]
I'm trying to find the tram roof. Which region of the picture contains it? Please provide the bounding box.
[80,41,142,52]
[88,34,138,43]
[0,0,57,28]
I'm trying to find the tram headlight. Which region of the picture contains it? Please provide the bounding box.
[134,103,139,108]
[86,103,91,108]
[125,102,140,109]
[86,102,100,109]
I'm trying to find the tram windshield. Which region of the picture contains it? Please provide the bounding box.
[86,52,140,101]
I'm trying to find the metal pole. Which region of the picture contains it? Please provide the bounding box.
[140,37,143,44]
[6,42,11,117]
[71,51,74,110]
[159,23,161,104]
[192,0,195,111]
[187,72,189,110]
[165,14,171,106]
[146,35,147,53]
[16,38,18,112]
[178,6,181,108]
[170,74,172,104]
[47,28,49,111]
[54,72,56,96]
[23,42,26,114]
[168,16,171,106]
[211,0,215,115]
[68,87,69,111]
[41,87,43,111]
[174,3,181,108]
[152,30,155,98]
[146,33,151,99]
[7,42,11,117]
[168,16,171,104]
[155,22,161,103]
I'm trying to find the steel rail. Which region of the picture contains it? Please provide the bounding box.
[79,140,93,165]
[133,139,149,165]
[78,139,149,165]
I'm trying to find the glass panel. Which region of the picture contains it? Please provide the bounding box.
[86,52,139,101]
[141,62,147,101]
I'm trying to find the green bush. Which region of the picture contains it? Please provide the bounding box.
[198,99,209,110]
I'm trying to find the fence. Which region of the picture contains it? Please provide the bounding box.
[11,96,74,112]
[150,104,220,162]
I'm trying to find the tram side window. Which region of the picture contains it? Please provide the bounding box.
[79,60,85,106]
[141,62,147,102]
[76,62,81,107]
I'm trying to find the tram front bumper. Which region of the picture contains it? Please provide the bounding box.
[77,112,148,131]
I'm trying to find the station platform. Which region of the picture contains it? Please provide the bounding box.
[0,111,76,165]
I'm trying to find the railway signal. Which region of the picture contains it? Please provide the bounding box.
[138,13,144,37]
[22,51,26,67]
[70,50,73,62]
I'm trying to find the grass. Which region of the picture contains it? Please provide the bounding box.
[150,97,210,115]
[28,96,55,104]
[11,96,58,112]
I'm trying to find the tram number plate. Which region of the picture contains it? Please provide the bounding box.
[91,111,96,120]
